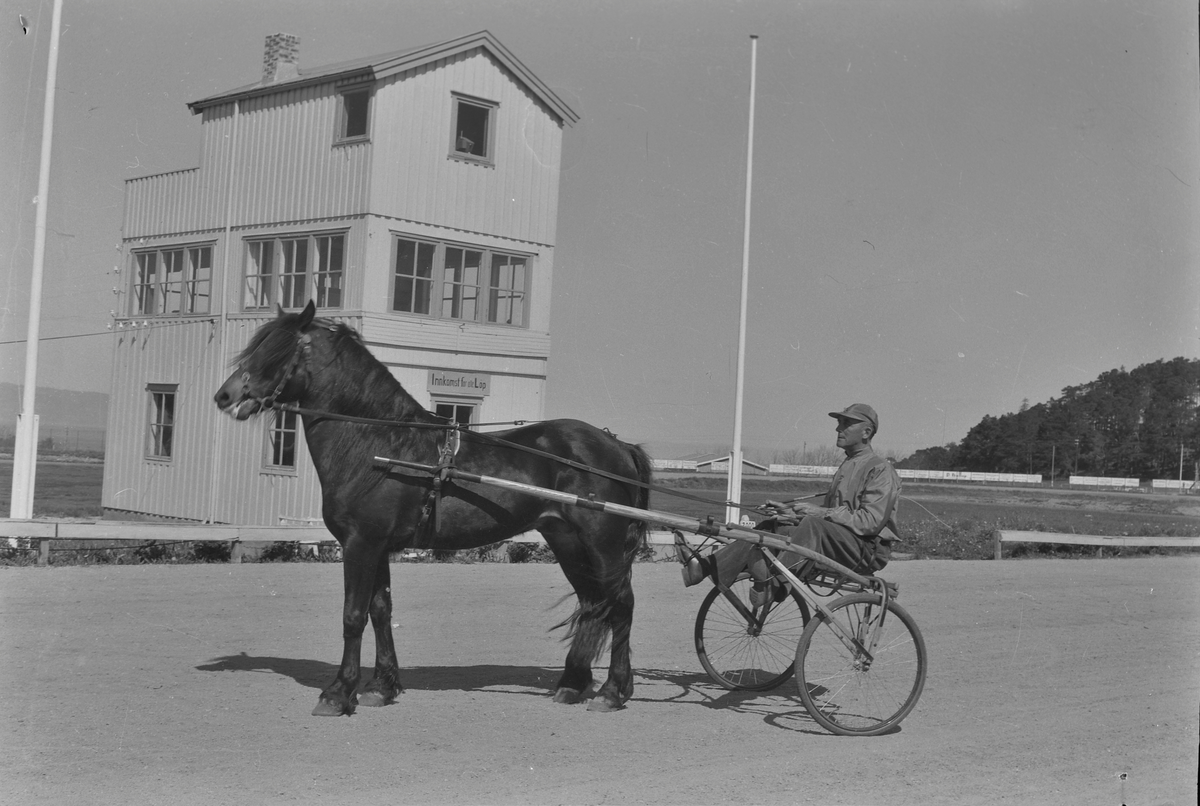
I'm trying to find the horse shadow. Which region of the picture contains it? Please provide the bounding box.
[195,653,838,734]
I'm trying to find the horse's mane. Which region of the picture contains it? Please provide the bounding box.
[237,311,436,425]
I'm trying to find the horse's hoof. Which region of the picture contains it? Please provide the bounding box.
[552,687,584,705]
[311,698,353,717]
[357,690,396,708]
[586,696,625,713]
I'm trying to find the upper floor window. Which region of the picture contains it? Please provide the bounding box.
[451,94,497,164]
[244,232,345,312]
[390,236,529,327]
[338,87,371,141]
[131,245,212,316]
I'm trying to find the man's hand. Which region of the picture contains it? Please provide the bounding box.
[791,501,828,518]
[758,498,827,524]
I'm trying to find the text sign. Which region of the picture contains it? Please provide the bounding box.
[427,371,491,396]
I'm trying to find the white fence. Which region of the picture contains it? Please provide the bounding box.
[1068,475,1141,490]
[768,464,839,477]
[651,459,699,471]
[898,469,1043,485]
[995,530,1200,559]
[1151,479,1196,492]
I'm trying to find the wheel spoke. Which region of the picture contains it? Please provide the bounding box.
[696,576,809,691]
[796,593,926,736]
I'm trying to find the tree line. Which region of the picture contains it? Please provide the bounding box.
[899,357,1200,482]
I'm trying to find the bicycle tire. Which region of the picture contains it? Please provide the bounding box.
[695,574,811,691]
[795,592,927,736]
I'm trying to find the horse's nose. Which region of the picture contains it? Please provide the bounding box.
[214,388,230,408]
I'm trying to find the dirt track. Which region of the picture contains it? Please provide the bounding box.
[2,558,1197,805]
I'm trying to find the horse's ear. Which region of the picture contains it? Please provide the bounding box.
[274,304,285,318]
[299,300,317,328]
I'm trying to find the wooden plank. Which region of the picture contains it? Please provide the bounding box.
[995,530,1200,559]
[234,526,334,543]
[57,522,240,542]
[0,520,58,538]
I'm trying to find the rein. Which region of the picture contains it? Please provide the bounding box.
[275,402,742,512]
[242,329,744,513]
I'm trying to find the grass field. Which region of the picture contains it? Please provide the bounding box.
[0,459,105,518]
[3,461,1198,562]
[650,474,1200,559]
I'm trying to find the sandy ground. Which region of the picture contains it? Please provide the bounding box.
[2,557,1197,806]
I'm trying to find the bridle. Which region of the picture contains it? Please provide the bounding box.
[239,331,312,411]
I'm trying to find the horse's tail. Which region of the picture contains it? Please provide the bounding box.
[622,442,654,563]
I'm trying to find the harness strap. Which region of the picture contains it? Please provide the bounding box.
[415,428,460,547]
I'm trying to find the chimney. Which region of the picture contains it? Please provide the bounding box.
[262,33,300,84]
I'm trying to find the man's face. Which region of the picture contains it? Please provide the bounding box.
[835,417,872,451]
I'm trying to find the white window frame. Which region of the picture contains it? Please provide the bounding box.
[263,407,300,473]
[146,383,177,462]
[450,93,497,165]
[388,235,530,328]
[131,244,213,316]
[431,397,478,430]
[336,84,372,143]
[243,231,346,312]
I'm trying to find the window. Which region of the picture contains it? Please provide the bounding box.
[451,94,496,162]
[266,408,299,470]
[338,87,371,141]
[391,239,435,315]
[442,247,482,320]
[488,254,527,326]
[433,399,476,429]
[147,384,176,460]
[132,245,212,316]
[390,236,529,327]
[243,232,345,311]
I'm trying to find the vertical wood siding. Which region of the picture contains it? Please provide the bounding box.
[371,49,563,245]
[235,87,372,225]
[102,317,329,525]
[125,90,372,241]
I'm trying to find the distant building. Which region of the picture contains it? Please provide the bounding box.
[102,31,577,523]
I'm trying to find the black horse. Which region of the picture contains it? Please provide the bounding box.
[213,302,652,715]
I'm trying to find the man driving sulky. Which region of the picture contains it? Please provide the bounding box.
[680,403,901,606]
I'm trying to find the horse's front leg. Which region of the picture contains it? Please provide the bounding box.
[358,559,403,708]
[312,534,385,716]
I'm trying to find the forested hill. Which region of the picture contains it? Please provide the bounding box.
[900,357,1200,482]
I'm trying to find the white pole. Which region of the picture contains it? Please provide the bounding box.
[726,34,758,525]
[10,0,65,520]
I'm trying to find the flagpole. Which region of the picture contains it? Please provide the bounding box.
[726,34,757,524]
[10,0,64,520]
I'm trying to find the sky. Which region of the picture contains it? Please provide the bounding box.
[2,0,1198,459]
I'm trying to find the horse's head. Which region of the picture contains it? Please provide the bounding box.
[214,300,317,420]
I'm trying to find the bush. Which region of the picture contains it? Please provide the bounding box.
[507,542,557,563]
[192,542,232,563]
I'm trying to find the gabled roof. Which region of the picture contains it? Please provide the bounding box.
[187,30,579,126]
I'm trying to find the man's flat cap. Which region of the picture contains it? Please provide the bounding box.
[829,403,879,433]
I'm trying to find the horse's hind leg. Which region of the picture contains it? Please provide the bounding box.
[358,559,403,708]
[585,520,638,712]
[541,525,600,704]
[588,562,635,713]
[542,518,636,712]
